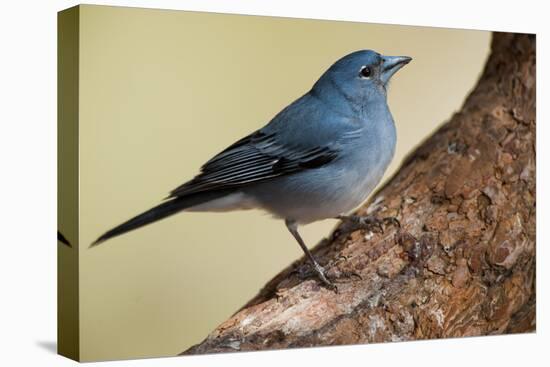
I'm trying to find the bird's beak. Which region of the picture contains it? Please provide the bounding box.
[380,55,412,85]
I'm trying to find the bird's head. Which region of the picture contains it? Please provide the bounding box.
[312,50,411,106]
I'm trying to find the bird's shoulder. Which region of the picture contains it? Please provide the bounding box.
[262,91,365,150]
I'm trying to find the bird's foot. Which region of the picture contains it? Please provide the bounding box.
[333,214,400,239]
[292,261,337,292]
[313,263,338,292]
[292,255,362,292]
[325,255,363,282]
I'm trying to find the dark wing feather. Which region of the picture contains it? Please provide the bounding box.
[168,130,338,198]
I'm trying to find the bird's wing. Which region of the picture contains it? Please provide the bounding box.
[167,129,340,198]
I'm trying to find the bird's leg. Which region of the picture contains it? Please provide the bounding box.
[333,214,400,239]
[285,219,337,291]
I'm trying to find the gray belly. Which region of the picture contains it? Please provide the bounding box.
[244,154,390,224]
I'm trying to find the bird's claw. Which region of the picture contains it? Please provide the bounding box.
[325,255,363,282]
[334,214,400,238]
[383,216,401,228]
[292,255,364,292]
[292,262,337,292]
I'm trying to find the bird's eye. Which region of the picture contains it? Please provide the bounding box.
[359,66,372,78]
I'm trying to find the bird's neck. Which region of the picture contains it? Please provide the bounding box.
[311,77,387,119]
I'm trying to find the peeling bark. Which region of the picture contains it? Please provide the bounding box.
[184,32,536,355]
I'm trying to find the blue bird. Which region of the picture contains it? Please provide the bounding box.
[92,50,411,289]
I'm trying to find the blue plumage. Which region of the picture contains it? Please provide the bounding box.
[93,50,412,289]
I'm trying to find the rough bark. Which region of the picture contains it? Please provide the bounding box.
[184,32,536,355]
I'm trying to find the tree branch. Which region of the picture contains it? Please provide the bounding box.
[184,32,536,354]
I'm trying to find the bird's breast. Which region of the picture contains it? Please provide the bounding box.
[341,114,397,208]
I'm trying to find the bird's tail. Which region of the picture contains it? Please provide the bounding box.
[58,231,71,247]
[90,190,229,247]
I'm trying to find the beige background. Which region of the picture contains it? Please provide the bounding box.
[77,5,490,361]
